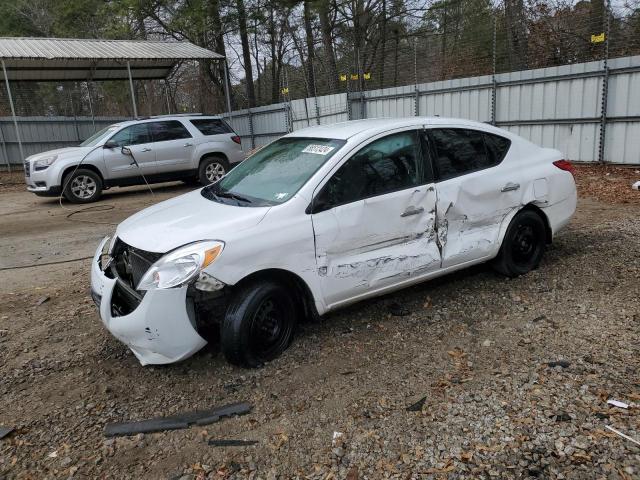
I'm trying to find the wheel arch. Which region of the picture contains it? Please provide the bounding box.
[199,151,229,165]
[232,268,320,323]
[496,203,553,256]
[60,164,104,188]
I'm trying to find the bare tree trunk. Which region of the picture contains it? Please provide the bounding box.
[237,0,256,107]
[270,8,279,103]
[318,1,338,92]
[379,0,387,88]
[303,1,317,96]
[504,0,528,70]
[210,0,231,111]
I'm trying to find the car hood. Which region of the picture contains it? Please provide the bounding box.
[116,189,271,253]
[26,146,92,162]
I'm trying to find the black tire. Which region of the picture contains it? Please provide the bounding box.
[492,209,547,277]
[198,156,229,185]
[62,168,103,204]
[221,280,296,368]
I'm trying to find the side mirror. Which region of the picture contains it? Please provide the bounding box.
[103,140,118,149]
[121,146,132,156]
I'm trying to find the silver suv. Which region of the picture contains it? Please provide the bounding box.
[24,114,245,203]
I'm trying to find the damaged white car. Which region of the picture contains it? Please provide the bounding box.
[91,117,577,367]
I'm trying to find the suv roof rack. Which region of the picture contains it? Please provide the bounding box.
[148,113,207,118]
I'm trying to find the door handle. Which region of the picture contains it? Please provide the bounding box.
[141,147,152,152]
[401,206,424,217]
[501,182,520,192]
[183,143,193,147]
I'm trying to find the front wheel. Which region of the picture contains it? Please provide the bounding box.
[198,156,229,185]
[492,210,547,277]
[221,281,296,368]
[62,168,103,203]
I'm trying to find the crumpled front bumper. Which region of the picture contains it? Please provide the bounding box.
[90,237,207,365]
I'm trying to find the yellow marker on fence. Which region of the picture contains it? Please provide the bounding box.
[350,73,359,81]
[339,74,347,82]
[363,72,371,80]
[591,33,605,43]
[281,87,289,94]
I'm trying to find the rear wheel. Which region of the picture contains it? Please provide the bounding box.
[198,156,229,185]
[493,210,546,277]
[62,168,103,203]
[221,280,296,368]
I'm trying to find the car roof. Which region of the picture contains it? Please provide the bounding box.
[113,114,224,128]
[286,117,515,141]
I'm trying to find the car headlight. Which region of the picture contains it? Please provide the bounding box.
[137,241,224,291]
[33,155,58,171]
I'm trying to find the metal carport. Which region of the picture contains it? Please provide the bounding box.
[0,37,231,171]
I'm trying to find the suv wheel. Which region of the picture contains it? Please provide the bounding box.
[63,169,103,203]
[221,280,296,368]
[199,156,229,185]
[493,209,546,277]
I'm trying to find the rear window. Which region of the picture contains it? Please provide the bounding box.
[190,119,233,136]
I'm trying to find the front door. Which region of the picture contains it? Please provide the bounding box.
[148,120,195,173]
[103,123,157,179]
[424,128,520,268]
[311,130,441,308]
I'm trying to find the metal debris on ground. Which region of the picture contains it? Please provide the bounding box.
[0,426,14,439]
[547,360,571,368]
[34,296,50,306]
[406,396,427,412]
[104,402,252,437]
[607,399,630,409]
[605,425,640,447]
[208,439,258,447]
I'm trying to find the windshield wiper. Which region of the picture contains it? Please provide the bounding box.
[215,190,252,204]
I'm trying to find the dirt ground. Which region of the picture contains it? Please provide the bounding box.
[0,166,639,479]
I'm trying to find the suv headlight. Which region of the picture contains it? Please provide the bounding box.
[137,241,224,291]
[33,155,58,171]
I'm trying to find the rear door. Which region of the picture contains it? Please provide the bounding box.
[102,124,156,179]
[149,120,195,173]
[423,128,518,268]
[311,130,441,308]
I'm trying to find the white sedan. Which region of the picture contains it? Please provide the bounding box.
[90,117,577,367]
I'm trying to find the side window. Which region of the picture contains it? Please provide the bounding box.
[318,131,421,209]
[150,121,192,142]
[483,132,511,164]
[428,128,493,181]
[109,124,151,147]
[190,119,233,135]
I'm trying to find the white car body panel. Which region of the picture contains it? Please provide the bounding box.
[90,117,577,365]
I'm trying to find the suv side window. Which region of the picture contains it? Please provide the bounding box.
[190,119,233,135]
[317,131,422,209]
[149,121,192,142]
[109,124,151,147]
[427,128,506,181]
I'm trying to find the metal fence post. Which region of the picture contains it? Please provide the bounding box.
[491,15,498,125]
[248,108,255,150]
[1,59,22,171]
[126,61,138,118]
[414,38,419,116]
[598,0,611,164]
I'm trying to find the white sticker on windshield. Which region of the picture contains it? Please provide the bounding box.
[302,144,335,155]
[275,192,289,200]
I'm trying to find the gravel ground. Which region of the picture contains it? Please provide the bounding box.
[0,167,639,479]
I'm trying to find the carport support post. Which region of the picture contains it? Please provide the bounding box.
[223,60,232,117]
[126,61,138,118]
[1,59,21,172]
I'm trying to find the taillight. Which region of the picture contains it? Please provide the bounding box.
[553,159,575,175]
[231,135,241,145]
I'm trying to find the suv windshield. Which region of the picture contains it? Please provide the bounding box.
[202,137,345,206]
[80,126,119,147]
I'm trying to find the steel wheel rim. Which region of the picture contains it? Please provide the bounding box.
[249,297,290,359]
[205,162,225,182]
[70,175,97,199]
[511,223,536,264]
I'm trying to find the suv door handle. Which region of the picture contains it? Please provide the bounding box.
[183,143,193,147]
[501,182,520,192]
[401,206,424,217]
[141,147,152,152]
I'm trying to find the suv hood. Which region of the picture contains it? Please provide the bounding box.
[116,189,271,253]
[26,146,93,162]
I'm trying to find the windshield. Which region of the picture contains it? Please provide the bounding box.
[202,137,346,206]
[80,126,119,147]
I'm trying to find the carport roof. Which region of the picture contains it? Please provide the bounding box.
[0,37,224,81]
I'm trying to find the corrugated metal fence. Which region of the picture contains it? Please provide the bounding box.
[2,55,639,166]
